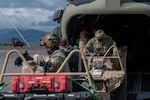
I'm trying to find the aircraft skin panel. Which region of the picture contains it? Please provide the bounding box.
[121,3,150,11]
[61,0,150,39]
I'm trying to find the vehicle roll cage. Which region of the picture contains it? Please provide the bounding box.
[0,45,124,93]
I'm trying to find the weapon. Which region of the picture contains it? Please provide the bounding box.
[15,50,32,67]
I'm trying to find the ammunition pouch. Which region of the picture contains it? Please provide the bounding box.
[40,61,54,72]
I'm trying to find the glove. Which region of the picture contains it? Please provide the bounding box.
[15,50,32,67]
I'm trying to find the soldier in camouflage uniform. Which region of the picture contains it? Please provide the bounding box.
[84,29,115,55]
[15,33,70,73]
[33,33,70,72]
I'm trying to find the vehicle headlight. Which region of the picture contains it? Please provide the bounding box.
[93,61,103,68]
[91,70,103,76]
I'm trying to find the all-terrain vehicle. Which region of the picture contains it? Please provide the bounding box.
[0,43,126,100]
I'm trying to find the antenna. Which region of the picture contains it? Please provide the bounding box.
[0,8,30,47]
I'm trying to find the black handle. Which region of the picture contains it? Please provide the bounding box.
[32,84,47,92]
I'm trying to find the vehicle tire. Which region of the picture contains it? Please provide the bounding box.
[18,94,24,100]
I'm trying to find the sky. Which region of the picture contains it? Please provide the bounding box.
[0,0,68,32]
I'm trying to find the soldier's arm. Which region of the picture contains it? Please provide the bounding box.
[50,56,64,72]
[85,39,93,50]
[32,54,49,65]
[103,36,114,49]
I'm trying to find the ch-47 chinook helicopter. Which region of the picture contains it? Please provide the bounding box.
[52,0,150,100]
[0,0,149,100]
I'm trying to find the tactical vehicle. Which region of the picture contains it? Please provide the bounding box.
[0,44,125,100]
[11,38,24,47]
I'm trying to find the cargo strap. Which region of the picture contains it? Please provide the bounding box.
[72,79,98,100]
[0,80,12,90]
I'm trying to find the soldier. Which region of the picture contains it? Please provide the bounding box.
[59,37,79,72]
[78,31,89,52]
[59,37,68,50]
[15,33,70,73]
[84,29,115,55]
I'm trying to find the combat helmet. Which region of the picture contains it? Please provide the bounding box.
[59,37,67,46]
[40,33,59,49]
[95,29,106,39]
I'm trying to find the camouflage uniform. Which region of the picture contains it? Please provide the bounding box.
[19,33,70,73]
[85,29,114,55]
[33,50,70,72]
[35,33,70,72]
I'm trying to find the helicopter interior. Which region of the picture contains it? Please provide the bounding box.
[66,14,150,73]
